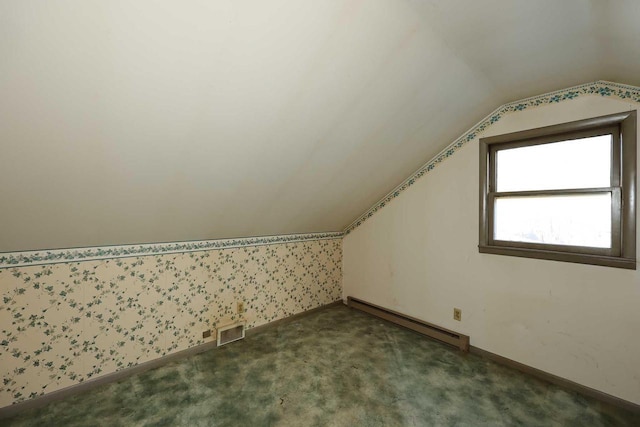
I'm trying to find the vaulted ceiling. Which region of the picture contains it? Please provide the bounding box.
[1,0,639,251]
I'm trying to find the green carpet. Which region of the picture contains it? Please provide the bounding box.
[3,305,639,426]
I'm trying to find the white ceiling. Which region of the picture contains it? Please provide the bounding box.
[1,0,639,251]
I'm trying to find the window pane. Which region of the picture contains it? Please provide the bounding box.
[494,194,611,248]
[496,135,611,191]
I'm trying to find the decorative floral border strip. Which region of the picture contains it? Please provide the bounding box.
[0,232,344,268]
[343,80,640,235]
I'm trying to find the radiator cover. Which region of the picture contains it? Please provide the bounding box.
[347,297,470,352]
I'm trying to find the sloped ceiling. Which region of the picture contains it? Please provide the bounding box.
[1,0,639,252]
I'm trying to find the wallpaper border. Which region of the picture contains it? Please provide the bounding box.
[343,80,640,235]
[0,232,344,268]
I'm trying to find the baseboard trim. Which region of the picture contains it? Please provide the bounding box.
[0,341,217,419]
[0,300,343,420]
[469,346,640,414]
[246,300,343,338]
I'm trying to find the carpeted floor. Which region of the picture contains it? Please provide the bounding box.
[2,304,639,426]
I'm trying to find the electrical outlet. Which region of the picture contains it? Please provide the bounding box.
[237,301,245,314]
[202,330,212,339]
[453,308,462,321]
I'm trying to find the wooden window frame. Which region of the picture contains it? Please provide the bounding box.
[479,111,637,269]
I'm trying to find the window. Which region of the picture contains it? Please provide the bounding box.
[479,111,636,269]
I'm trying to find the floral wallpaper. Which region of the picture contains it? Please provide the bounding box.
[0,237,342,408]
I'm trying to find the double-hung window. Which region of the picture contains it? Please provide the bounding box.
[479,111,636,269]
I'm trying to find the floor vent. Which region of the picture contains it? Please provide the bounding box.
[347,297,470,352]
[217,322,245,346]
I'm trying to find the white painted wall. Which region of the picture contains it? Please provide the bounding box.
[343,95,640,404]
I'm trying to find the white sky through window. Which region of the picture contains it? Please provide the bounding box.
[496,135,612,192]
[494,134,613,248]
[494,194,612,248]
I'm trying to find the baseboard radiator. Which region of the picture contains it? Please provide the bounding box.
[347,297,470,352]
